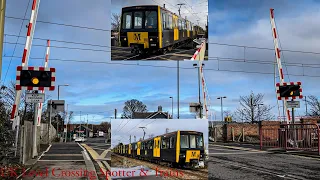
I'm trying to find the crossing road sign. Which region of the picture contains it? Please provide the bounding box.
[25,93,45,103]
[286,101,300,108]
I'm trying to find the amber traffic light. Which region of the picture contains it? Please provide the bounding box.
[20,70,52,87]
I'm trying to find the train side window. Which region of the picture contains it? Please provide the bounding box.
[122,12,132,29]
[162,138,166,149]
[162,13,167,30]
[169,137,174,148]
[134,11,143,29]
[168,15,172,29]
[190,135,196,148]
[178,20,181,30]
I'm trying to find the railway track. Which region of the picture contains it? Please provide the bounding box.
[111,40,207,61]
[111,153,208,180]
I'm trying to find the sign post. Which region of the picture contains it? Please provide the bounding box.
[288,99,299,148]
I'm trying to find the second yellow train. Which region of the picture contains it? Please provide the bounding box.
[113,130,205,168]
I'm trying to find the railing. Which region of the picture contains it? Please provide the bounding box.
[260,123,320,155]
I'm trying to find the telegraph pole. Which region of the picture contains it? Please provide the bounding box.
[115,109,117,119]
[0,0,6,80]
[86,114,88,137]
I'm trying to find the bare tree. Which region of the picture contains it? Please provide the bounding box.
[306,95,320,116]
[224,110,234,118]
[121,99,147,119]
[148,134,155,138]
[111,13,121,31]
[235,92,274,123]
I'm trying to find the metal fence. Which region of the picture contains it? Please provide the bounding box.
[260,123,320,155]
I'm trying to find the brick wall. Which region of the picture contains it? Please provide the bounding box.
[226,123,259,141]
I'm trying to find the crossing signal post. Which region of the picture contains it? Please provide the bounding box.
[15,66,56,158]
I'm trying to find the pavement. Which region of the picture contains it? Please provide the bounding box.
[20,142,93,180]
[208,143,320,180]
[18,137,110,180]
[111,45,208,61]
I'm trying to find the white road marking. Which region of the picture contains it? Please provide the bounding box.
[38,160,85,162]
[209,151,269,155]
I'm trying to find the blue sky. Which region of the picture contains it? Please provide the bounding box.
[2,0,320,124]
[208,0,320,120]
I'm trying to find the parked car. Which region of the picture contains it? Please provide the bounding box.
[75,137,86,142]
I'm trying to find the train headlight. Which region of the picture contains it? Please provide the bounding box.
[124,38,127,41]
[150,38,153,41]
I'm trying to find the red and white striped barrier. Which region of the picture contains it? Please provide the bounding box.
[36,40,50,126]
[270,8,291,123]
[15,66,55,91]
[191,42,204,60]
[11,0,40,121]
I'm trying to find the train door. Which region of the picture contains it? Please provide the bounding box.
[161,10,174,48]
[153,137,161,158]
[128,144,131,155]
[173,15,179,41]
[137,142,141,156]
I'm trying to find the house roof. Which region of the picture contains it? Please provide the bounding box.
[133,112,169,119]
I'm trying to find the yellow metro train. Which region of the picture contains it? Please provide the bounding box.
[113,130,205,168]
[119,5,205,55]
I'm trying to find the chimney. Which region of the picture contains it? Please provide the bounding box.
[158,106,162,112]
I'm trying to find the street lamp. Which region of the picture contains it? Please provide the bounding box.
[254,103,264,122]
[58,84,69,100]
[139,127,146,140]
[193,63,205,118]
[169,97,173,119]
[217,96,227,121]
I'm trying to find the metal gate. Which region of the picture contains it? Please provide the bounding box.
[260,123,320,155]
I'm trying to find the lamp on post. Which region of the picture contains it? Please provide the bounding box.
[217,96,227,121]
[254,103,264,122]
[169,97,173,119]
[58,84,69,100]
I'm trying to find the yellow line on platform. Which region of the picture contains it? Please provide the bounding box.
[81,144,111,180]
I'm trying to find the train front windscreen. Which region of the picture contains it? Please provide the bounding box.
[121,10,158,30]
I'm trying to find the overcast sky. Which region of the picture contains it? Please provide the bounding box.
[111,119,208,149]
[111,0,208,29]
[2,0,320,124]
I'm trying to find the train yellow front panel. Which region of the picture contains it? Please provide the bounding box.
[128,144,131,155]
[127,32,149,48]
[137,142,141,155]
[186,150,200,163]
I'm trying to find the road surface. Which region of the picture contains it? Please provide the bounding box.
[208,143,320,180]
